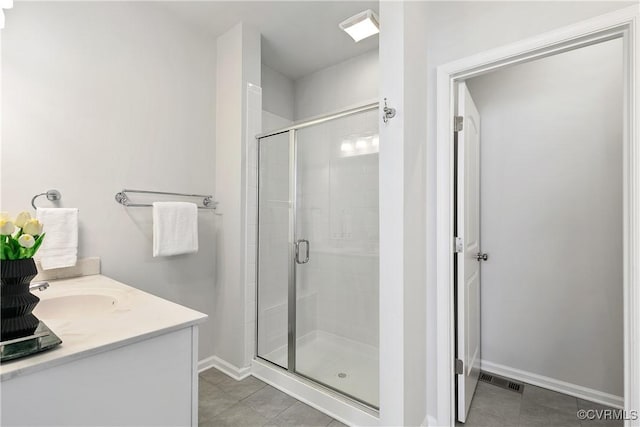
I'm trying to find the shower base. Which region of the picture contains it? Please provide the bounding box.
[262,330,379,408]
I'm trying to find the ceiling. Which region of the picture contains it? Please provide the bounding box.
[160,1,380,80]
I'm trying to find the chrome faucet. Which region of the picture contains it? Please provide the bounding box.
[29,281,50,292]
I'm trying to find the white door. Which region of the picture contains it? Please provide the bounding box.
[456,81,482,423]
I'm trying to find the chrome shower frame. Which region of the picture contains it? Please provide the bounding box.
[255,101,379,410]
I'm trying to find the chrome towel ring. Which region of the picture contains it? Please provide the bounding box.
[31,190,61,210]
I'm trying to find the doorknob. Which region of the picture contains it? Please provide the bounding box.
[475,253,488,261]
[295,239,310,264]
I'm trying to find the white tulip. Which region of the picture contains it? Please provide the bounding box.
[14,211,31,228]
[0,219,15,235]
[0,212,10,222]
[18,234,35,248]
[22,218,43,236]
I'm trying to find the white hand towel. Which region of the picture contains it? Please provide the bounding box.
[153,202,198,257]
[36,208,79,270]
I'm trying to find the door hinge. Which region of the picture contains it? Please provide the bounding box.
[454,116,463,132]
[455,237,463,253]
[455,359,464,375]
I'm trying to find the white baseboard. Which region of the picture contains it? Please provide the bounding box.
[198,355,251,381]
[480,359,624,409]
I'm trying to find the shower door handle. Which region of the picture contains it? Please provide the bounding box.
[295,239,310,264]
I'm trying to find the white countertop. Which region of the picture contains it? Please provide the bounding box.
[0,274,207,381]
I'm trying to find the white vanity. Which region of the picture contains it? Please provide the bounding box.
[0,273,207,426]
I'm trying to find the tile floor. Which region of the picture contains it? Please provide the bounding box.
[458,380,623,427]
[199,367,346,427]
[200,368,622,427]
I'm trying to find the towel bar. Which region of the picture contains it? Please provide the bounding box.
[114,189,218,210]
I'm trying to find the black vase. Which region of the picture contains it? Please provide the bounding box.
[1,258,41,341]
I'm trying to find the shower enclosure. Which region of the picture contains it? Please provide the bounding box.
[256,103,379,408]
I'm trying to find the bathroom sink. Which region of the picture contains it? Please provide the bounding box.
[34,293,123,319]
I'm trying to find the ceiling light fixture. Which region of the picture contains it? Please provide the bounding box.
[339,9,379,43]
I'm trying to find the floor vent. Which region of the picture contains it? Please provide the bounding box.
[478,371,524,394]
[479,372,493,382]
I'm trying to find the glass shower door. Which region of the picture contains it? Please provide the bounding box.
[257,131,291,369]
[294,109,380,408]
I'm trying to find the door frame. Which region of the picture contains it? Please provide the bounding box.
[435,5,640,426]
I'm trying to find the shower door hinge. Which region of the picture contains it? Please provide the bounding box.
[454,237,463,253]
[455,359,464,375]
[454,116,463,132]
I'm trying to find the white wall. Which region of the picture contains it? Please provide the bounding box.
[465,38,623,397]
[261,64,293,134]
[214,22,261,370]
[262,64,294,121]
[402,3,430,424]
[262,48,378,128]
[421,1,636,423]
[1,2,218,360]
[294,49,378,120]
[262,111,292,134]
[378,2,429,425]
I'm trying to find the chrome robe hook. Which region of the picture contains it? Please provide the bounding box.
[383,98,396,123]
